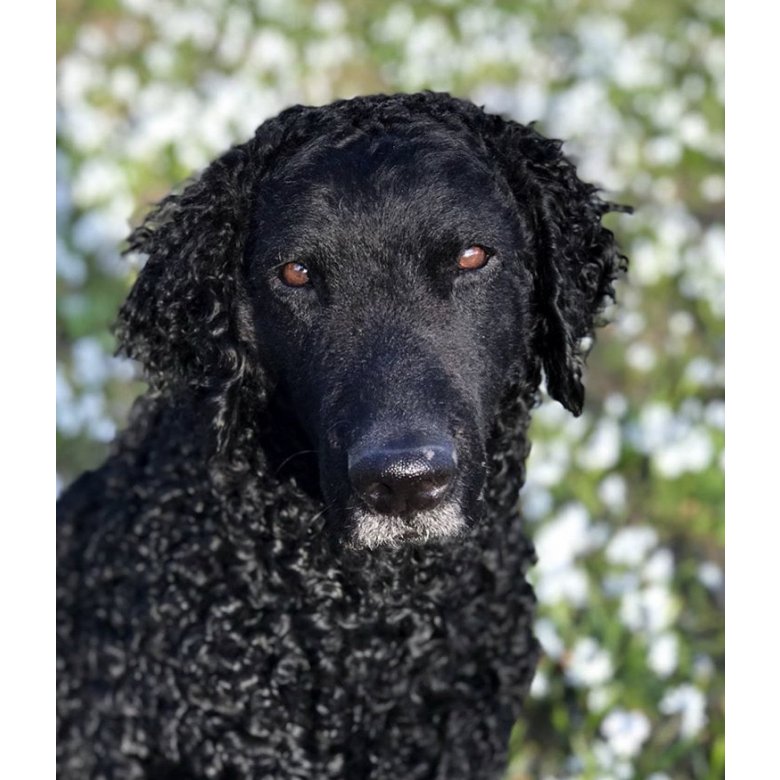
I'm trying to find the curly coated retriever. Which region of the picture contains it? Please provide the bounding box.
[57,92,627,779]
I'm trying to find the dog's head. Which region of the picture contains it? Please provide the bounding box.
[118,93,626,548]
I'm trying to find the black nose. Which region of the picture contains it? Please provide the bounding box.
[348,436,457,516]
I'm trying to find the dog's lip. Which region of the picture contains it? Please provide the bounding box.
[346,499,466,548]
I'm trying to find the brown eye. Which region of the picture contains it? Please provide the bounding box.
[457,246,489,271]
[280,262,310,287]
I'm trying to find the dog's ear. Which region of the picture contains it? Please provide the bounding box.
[115,141,259,450]
[116,109,311,450]
[482,116,629,415]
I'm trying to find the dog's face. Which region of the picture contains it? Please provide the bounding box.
[246,129,535,546]
[117,94,625,549]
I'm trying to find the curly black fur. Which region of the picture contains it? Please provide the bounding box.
[57,92,627,779]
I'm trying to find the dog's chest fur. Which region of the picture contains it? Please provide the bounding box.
[58,396,538,779]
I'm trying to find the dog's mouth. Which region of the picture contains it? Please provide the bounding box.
[346,500,467,549]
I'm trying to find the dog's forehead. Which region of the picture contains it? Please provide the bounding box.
[252,127,516,257]
[274,125,494,189]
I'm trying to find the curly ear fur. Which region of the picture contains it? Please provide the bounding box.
[481,116,629,415]
[115,142,261,452]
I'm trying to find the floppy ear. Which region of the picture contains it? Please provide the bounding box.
[482,116,629,415]
[115,140,261,451]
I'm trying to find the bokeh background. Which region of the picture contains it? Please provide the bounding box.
[56,1,724,778]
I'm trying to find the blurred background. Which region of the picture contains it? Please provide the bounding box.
[56,1,724,777]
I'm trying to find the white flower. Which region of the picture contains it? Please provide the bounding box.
[601,709,651,758]
[215,7,253,67]
[654,92,686,129]
[653,426,713,478]
[566,637,614,687]
[660,684,707,738]
[630,231,682,286]
[72,158,126,206]
[535,504,593,572]
[598,473,627,512]
[529,670,549,698]
[616,307,645,337]
[109,66,140,103]
[704,400,725,430]
[522,484,553,521]
[73,338,111,387]
[526,439,570,487]
[613,34,664,89]
[697,562,723,591]
[626,342,657,372]
[312,1,346,31]
[533,504,598,607]
[648,632,679,677]
[620,585,677,633]
[532,397,571,428]
[578,418,622,471]
[247,29,297,72]
[679,113,709,148]
[630,402,675,453]
[629,397,716,479]
[606,526,658,566]
[684,357,717,386]
[536,567,589,608]
[535,618,565,660]
[645,135,682,166]
[642,548,674,583]
[700,174,725,202]
[373,3,415,43]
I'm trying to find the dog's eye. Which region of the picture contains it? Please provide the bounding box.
[457,246,490,272]
[280,262,311,287]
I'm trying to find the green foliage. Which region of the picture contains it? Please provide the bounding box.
[56,1,724,776]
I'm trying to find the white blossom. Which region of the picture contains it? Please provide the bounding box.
[653,426,713,478]
[529,670,549,698]
[598,473,628,512]
[620,585,677,633]
[578,418,622,471]
[566,637,614,687]
[648,632,678,677]
[660,684,707,738]
[606,526,658,567]
[601,709,651,758]
[535,618,565,660]
[626,342,657,372]
[642,549,674,583]
[697,562,723,591]
[535,504,593,572]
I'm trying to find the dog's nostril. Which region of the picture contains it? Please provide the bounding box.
[348,438,457,516]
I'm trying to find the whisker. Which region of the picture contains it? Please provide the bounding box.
[274,448,318,474]
[307,499,339,539]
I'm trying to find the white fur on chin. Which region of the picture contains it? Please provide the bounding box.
[349,502,466,550]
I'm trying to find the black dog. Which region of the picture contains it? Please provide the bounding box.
[57,92,626,779]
